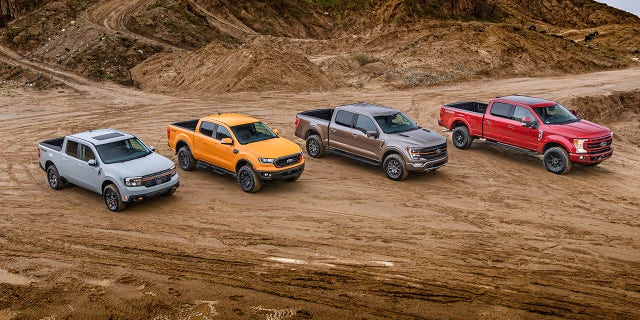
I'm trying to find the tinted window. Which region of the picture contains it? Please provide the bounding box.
[335,110,355,127]
[374,112,419,134]
[65,140,79,158]
[79,144,96,161]
[534,104,579,124]
[513,106,536,122]
[231,122,277,145]
[490,103,515,119]
[216,125,232,140]
[355,115,377,133]
[95,138,152,164]
[199,121,216,137]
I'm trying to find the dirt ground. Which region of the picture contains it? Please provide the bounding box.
[1,54,640,319]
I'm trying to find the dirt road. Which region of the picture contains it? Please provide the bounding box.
[0,65,639,319]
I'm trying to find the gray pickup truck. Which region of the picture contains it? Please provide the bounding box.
[294,102,448,180]
[38,129,179,211]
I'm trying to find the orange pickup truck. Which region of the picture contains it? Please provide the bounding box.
[167,113,304,193]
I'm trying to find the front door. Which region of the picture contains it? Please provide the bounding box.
[352,114,383,161]
[510,106,539,151]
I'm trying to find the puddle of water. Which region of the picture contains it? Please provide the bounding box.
[0,269,34,285]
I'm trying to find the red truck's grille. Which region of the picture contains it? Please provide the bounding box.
[585,135,612,154]
[274,153,302,168]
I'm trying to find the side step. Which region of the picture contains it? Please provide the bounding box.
[196,161,236,177]
[483,140,540,157]
[329,148,380,166]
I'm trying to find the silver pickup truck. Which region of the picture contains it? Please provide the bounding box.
[295,102,448,180]
[38,129,179,211]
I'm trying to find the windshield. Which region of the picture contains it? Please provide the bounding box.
[95,137,152,164]
[231,122,277,145]
[534,104,579,125]
[374,112,419,134]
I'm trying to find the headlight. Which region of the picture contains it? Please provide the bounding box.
[407,147,420,160]
[573,139,587,153]
[258,157,275,164]
[169,165,176,176]
[124,177,143,187]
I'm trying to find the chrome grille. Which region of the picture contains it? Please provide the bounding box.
[142,167,176,187]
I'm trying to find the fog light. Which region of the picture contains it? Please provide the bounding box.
[123,196,129,201]
[579,156,585,160]
[262,173,271,178]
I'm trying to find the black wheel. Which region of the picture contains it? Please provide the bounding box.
[285,174,301,182]
[543,147,572,174]
[237,165,262,193]
[452,126,473,149]
[46,164,66,190]
[383,154,408,181]
[306,134,325,158]
[178,146,196,171]
[103,184,127,212]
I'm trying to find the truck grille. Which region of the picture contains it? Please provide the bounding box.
[274,153,302,168]
[585,135,612,154]
[142,167,177,188]
[415,143,448,161]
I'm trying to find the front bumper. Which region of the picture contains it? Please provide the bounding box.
[570,148,613,164]
[406,155,448,172]
[256,164,305,181]
[120,174,180,202]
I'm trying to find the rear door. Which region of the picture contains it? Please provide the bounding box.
[211,124,235,171]
[328,110,357,153]
[483,102,516,144]
[63,140,100,192]
[193,121,217,164]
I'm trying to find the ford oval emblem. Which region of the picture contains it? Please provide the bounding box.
[600,141,607,147]
[436,149,442,154]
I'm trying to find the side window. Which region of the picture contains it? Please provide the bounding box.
[216,125,232,140]
[199,121,216,137]
[335,110,355,127]
[78,144,96,161]
[490,102,515,119]
[65,140,79,158]
[355,115,377,133]
[513,106,536,122]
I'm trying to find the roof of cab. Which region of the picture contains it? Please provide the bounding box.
[497,95,557,108]
[337,102,399,116]
[69,129,134,145]
[202,113,259,127]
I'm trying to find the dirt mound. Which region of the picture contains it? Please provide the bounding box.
[0,60,65,89]
[131,41,336,94]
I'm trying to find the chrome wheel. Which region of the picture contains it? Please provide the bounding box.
[104,188,118,211]
[307,138,319,157]
[385,158,402,179]
[47,167,58,188]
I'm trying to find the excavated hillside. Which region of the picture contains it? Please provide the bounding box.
[0,0,639,93]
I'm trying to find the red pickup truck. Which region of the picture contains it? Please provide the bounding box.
[438,95,613,174]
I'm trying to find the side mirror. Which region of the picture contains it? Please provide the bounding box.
[88,159,98,166]
[570,109,578,117]
[149,146,156,152]
[220,137,233,145]
[273,128,280,136]
[521,117,537,128]
[366,130,378,138]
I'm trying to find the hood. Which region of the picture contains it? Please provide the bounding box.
[244,137,302,158]
[386,128,447,147]
[104,152,175,177]
[546,119,611,139]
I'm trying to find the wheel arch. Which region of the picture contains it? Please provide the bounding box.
[382,148,406,163]
[175,140,190,155]
[101,179,117,194]
[235,159,253,173]
[305,129,320,139]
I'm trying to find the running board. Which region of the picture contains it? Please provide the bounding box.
[328,148,380,166]
[196,161,236,177]
[483,140,539,157]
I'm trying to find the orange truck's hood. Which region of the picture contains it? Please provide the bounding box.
[244,137,302,158]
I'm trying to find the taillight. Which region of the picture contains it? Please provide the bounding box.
[295,117,300,128]
[167,127,170,140]
[37,147,40,158]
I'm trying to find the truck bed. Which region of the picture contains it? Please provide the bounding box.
[39,137,65,152]
[445,102,488,114]
[171,119,198,131]
[298,109,333,121]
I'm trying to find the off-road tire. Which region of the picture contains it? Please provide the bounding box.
[543,147,573,174]
[46,164,66,190]
[306,134,325,158]
[383,154,408,181]
[178,146,196,171]
[452,126,474,149]
[238,165,262,193]
[103,184,127,212]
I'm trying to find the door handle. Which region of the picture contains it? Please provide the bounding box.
[352,134,358,138]
[507,125,514,129]
[485,120,492,125]
[330,129,336,133]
